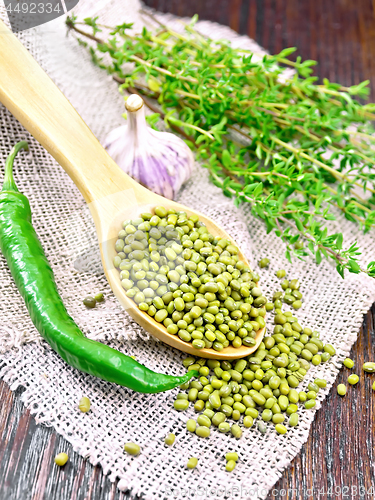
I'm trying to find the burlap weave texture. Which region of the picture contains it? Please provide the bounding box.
[0,1,375,498]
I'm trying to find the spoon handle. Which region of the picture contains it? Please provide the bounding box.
[0,20,137,204]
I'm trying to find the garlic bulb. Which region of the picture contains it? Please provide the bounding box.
[104,94,194,199]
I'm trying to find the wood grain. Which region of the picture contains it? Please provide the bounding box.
[144,0,375,99]
[0,381,130,500]
[1,1,375,498]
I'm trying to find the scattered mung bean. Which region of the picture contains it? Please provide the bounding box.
[314,378,327,389]
[124,443,141,456]
[323,344,336,356]
[54,453,69,466]
[196,426,210,438]
[165,433,176,446]
[78,396,90,413]
[231,424,242,439]
[83,296,96,308]
[186,419,197,432]
[225,452,239,462]
[259,258,269,268]
[243,415,254,427]
[304,400,316,410]
[362,362,375,373]
[197,414,211,428]
[187,457,198,469]
[348,374,359,385]
[172,273,333,440]
[289,413,299,426]
[276,270,286,279]
[219,422,230,433]
[337,384,347,396]
[275,424,287,434]
[174,399,189,411]
[226,460,236,472]
[257,421,267,434]
[343,358,354,369]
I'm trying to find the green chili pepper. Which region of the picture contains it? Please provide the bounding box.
[0,142,197,393]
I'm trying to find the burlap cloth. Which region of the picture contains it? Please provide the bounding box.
[1,1,375,498]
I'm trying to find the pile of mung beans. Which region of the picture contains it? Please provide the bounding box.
[111,207,375,460]
[85,235,375,471]
[173,272,336,437]
[114,206,267,351]
[71,358,375,473]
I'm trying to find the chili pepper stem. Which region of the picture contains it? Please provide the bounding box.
[2,141,28,192]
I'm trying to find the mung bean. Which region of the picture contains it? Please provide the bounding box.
[231,424,242,438]
[323,344,336,356]
[197,414,211,428]
[259,258,269,268]
[83,296,96,308]
[348,374,359,385]
[243,415,254,428]
[54,453,69,466]
[225,452,239,462]
[173,268,333,437]
[187,457,198,469]
[165,433,176,446]
[196,426,210,438]
[314,378,327,388]
[275,424,287,434]
[212,412,226,426]
[289,413,299,426]
[174,399,189,411]
[226,460,236,472]
[299,391,307,402]
[343,358,354,369]
[186,419,197,432]
[124,443,141,456]
[272,413,285,424]
[363,362,375,373]
[219,422,230,433]
[304,400,316,410]
[337,384,347,396]
[78,396,90,413]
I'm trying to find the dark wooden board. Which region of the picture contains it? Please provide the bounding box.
[0,381,132,500]
[2,1,375,498]
[144,0,375,99]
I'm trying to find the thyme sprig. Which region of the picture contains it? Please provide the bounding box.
[66,13,375,279]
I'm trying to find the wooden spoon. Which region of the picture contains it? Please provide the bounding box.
[0,20,265,359]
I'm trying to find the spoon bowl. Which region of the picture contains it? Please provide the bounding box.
[103,200,265,359]
[0,20,265,359]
